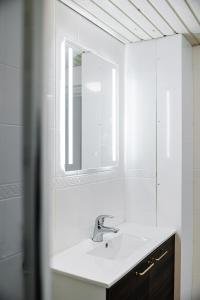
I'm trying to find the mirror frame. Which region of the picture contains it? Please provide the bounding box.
[58,38,119,176]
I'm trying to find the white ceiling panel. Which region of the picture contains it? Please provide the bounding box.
[60,0,200,46]
[108,0,163,39]
[149,0,198,45]
[187,0,200,24]
[72,0,140,42]
[130,0,175,35]
[91,0,151,40]
[168,0,200,32]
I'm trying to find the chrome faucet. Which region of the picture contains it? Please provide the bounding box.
[92,215,119,242]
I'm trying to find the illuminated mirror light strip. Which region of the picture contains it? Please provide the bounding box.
[112,68,117,162]
[60,40,66,171]
[68,47,73,165]
[166,90,171,159]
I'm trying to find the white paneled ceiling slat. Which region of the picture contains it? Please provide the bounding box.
[90,0,146,40]
[149,0,198,45]
[168,0,200,32]
[165,0,200,44]
[187,0,200,25]
[109,0,163,39]
[130,0,175,35]
[167,0,200,43]
[72,0,140,42]
[61,0,130,43]
[60,0,200,46]
[187,0,200,41]
[91,0,151,40]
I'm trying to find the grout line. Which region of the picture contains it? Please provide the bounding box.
[128,0,164,36]
[0,251,23,263]
[0,195,22,202]
[89,0,142,40]
[0,123,23,127]
[0,63,21,70]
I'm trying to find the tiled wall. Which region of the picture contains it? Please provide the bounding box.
[192,46,200,300]
[51,1,125,254]
[0,0,23,299]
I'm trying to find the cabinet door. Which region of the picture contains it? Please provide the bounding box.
[149,236,175,300]
[107,236,175,300]
[107,258,153,300]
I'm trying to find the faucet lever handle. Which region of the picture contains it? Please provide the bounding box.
[97,215,114,225]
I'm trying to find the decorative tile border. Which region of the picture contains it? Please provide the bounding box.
[0,183,22,200]
[52,170,123,189]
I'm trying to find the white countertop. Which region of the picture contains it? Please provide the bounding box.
[51,223,175,288]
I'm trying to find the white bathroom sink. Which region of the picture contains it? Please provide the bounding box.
[52,223,175,287]
[87,234,149,260]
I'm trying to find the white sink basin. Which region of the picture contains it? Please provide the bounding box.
[87,234,149,260]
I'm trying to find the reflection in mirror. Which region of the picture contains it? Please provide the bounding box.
[59,40,118,173]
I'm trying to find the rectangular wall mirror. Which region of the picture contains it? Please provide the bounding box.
[59,40,119,174]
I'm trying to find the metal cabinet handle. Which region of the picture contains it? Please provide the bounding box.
[155,250,168,261]
[135,262,155,276]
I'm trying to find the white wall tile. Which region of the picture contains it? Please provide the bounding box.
[0,65,22,125]
[53,179,125,253]
[0,197,22,259]
[0,0,22,68]
[0,254,23,300]
[0,125,22,185]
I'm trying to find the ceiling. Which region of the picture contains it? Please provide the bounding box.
[60,0,200,46]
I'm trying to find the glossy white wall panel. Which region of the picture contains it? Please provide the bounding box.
[125,178,156,226]
[181,37,193,300]
[157,35,193,300]
[125,41,157,174]
[157,35,182,229]
[157,35,182,300]
[124,40,157,227]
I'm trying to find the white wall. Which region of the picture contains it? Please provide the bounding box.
[192,46,200,300]
[0,0,23,299]
[51,1,125,254]
[125,40,157,226]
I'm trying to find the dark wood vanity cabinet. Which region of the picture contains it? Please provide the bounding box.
[106,235,175,300]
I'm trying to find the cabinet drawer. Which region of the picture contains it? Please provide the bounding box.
[106,235,175,300]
